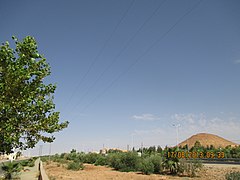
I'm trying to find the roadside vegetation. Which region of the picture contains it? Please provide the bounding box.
[0,157,37,180]
[41,146,202,177]
[41,142,240,178]
[225,171,240,180]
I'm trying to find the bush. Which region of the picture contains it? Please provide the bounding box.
[107,153,124,170]
[83,153,100,164]
[94,156,107,166]
[60,153,66,159]
[1,162,22,179]
[178,159,202,177]
[19,159,29,166]
[65,152,77,161]
[40,156,49,162]
[27,158,35,167]
[225,171,240,180]
[163,158,178,175]
[121,152,140,171]
[149,154,163,174]
[140,158,154,175]
[76,152,86,163]
[107,152,140,172]
[67,162,84,171]
[20,158,35,167]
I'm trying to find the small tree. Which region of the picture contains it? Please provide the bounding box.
[0,36,69,154]
[194,141,201,148]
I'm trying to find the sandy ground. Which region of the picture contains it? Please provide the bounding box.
[44,162,240,180]
[197,164,240,180]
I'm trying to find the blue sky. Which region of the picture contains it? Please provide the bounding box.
[1,0,240,155]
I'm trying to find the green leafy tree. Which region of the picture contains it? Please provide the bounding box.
[194,141,201,148]
[157,146,162,153]
[0,36,69,154]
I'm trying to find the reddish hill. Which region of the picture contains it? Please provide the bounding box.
[179,133,238,148]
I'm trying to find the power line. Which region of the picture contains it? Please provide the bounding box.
[71,0,167,112]
[61,0,135,112]
[76,0,203,114]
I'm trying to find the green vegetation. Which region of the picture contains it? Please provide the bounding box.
[0,36,68,154]
[19,158,35,167]
[42,142,240,178]
[107,152,140,172]
[94,156,107,166]
[225,171,240,180]
[1,162,22,179]
[139,158,154,175]
[1,158,37,179]
[67,162,84,171]
[43,147,202,177]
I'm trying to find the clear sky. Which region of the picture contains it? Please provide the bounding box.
[1,0,240,156]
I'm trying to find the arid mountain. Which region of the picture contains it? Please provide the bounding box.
[179,133,238,148]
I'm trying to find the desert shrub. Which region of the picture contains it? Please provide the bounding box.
[19,158,35,167]
[178,159,202,177]
[148,154,163,174]
[49,176,56,180]
[139,158,154,175]
[163,157,179,175]
[107,153,124,170]
[67,162,84,171]
[188,159,202,177]
[40,156,49,162]
[55,158,69,164]
[107,152,140,172]
[60,153,66,159]
[51,154,60,161]
[19,159,29,166]
[76,152,86,162]
[94,156,107,166]
[119,152,141,172]
[83,153,100,164]
[65,152,78,161]
[225,171,240,180]
[26,158,35,167]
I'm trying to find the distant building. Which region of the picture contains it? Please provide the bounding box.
[99,148,128,155]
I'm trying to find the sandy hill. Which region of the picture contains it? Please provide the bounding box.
[178,133,238,148]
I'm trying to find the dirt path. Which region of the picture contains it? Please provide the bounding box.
[197,164,240,180]
[44,162,240,180]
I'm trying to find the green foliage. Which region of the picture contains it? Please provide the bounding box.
[139,158,154,175]
[1,162,22,179]
[107,153,124,170]
[107,152,140,172]
[194,141,201,148]
[44,143,240,178]
[225,171,240,180]
[0,36,69,154]
[178,159,202,177]
[67,162,84,171]
[83,153,99,164]
[27,159,35,167]
[19,159,29,166]
[148,154,163,174]
[157,146,163,153]
[65,152,77,161]
[19,158,35,167]
[94,156,107,166]
[163,158,178,175]
[70,149,76,154]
